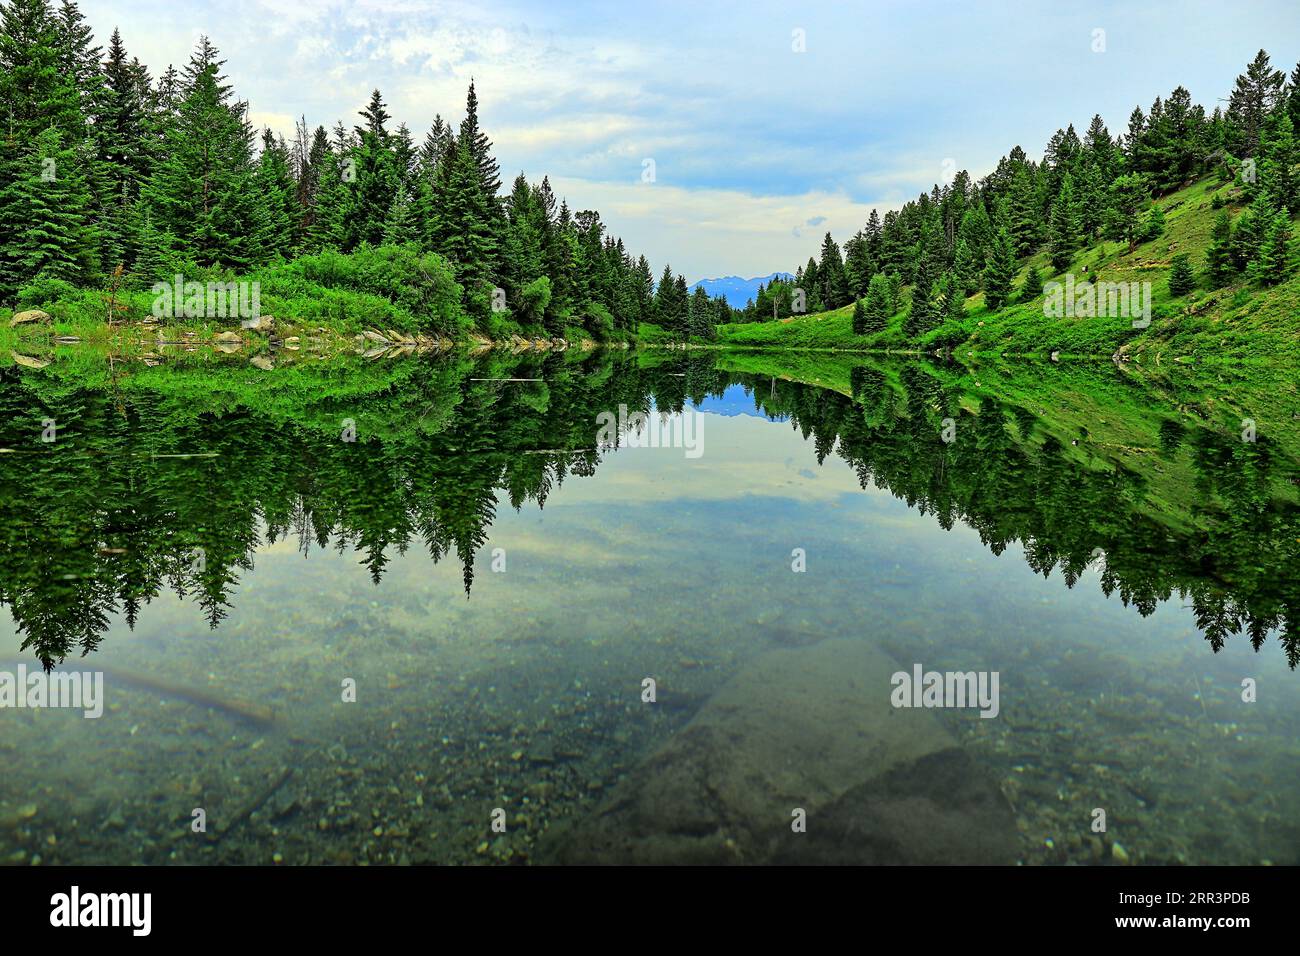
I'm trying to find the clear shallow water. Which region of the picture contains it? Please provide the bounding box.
[1,352,1298,865]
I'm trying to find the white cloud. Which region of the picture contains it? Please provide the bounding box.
[547,177,886,280]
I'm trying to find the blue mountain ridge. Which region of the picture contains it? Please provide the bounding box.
[689,272,793,307]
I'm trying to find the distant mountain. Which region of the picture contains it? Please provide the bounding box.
[690,272,793,307]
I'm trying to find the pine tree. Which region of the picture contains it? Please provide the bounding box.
[1249,209,1292,285]
[851,298,867,335]
[906,249,936,336]
[0,124,100,285]
[143,37,262,269]
[1048,172,1082,270]
[982,228,1014,311]
[936,272,966,320]
[1167,253,1195,296]
[1017,265,1044,303]
[861,272,890,333]
[254,128,298,257]
[1227,49,1286,157]
[1105,174,1151,251]
[1204,210,1235,286]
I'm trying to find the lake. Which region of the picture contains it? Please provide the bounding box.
[2,348,1298,865]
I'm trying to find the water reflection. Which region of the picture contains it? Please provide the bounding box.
[1,350,1298,670]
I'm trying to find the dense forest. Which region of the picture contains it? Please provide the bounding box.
[0,0,738,341]
[740,49,1299,334]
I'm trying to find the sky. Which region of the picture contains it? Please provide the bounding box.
[79,0,1299,281]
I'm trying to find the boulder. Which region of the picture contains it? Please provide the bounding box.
[9,309,50,328]
[539,638,1017,865]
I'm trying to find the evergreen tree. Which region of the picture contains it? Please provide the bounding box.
[0,124,100,285]
[1007,164,1040,257]
[1105,174,1152,251]
[254,128,298,257]
[1167,253,1195,296]
[1140,203,1166,242]
[906,249,936,336]
[143,37,262,269]
[0,0,98,293]
[1048,172,1082,270]
[1204,210,1235,286]
[347,89,399,249]
[1249,209,1293,285]
[1017,265,1044,303]
[982,228,1015,311]
[851,298,867,335]
[1227,49,1286,157]
[936,271,966,320]
[816,231,848,308]
[861,272,891,333]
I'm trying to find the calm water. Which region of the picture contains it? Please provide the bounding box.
[2,349,1298,865]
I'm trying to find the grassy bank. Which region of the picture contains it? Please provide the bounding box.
[716,175,1300,363]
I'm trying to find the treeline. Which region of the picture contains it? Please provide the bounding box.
[747,49,1300,336]
[0,0,724,340]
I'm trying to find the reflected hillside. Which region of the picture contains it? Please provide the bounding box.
[2,348,1298,668]
[729,354,1300,666]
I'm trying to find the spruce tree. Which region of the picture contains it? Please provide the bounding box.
[1048,172,1082,270]
[143,37,262,269]
[905,249,936,336]
[982,228,1015,311]
[1167,253,1195,296]
[862,272,890,332]
[1204,210,1235,286]
[1017,265,1044,303]
[1227,49,1285,157]
[1105,174,1151,251]
[1140,203,1166,243]
[937,272,966,320]
[0,124,100,286]
[1249,209,1292,285]
[851,298,867,335]
[254,128,298,257]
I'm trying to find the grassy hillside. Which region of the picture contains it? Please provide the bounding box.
[717,175,1300,362]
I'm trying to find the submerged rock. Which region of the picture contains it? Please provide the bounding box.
[540,638,1016,865]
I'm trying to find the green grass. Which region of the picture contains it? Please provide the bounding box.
[716,175,1300,362]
